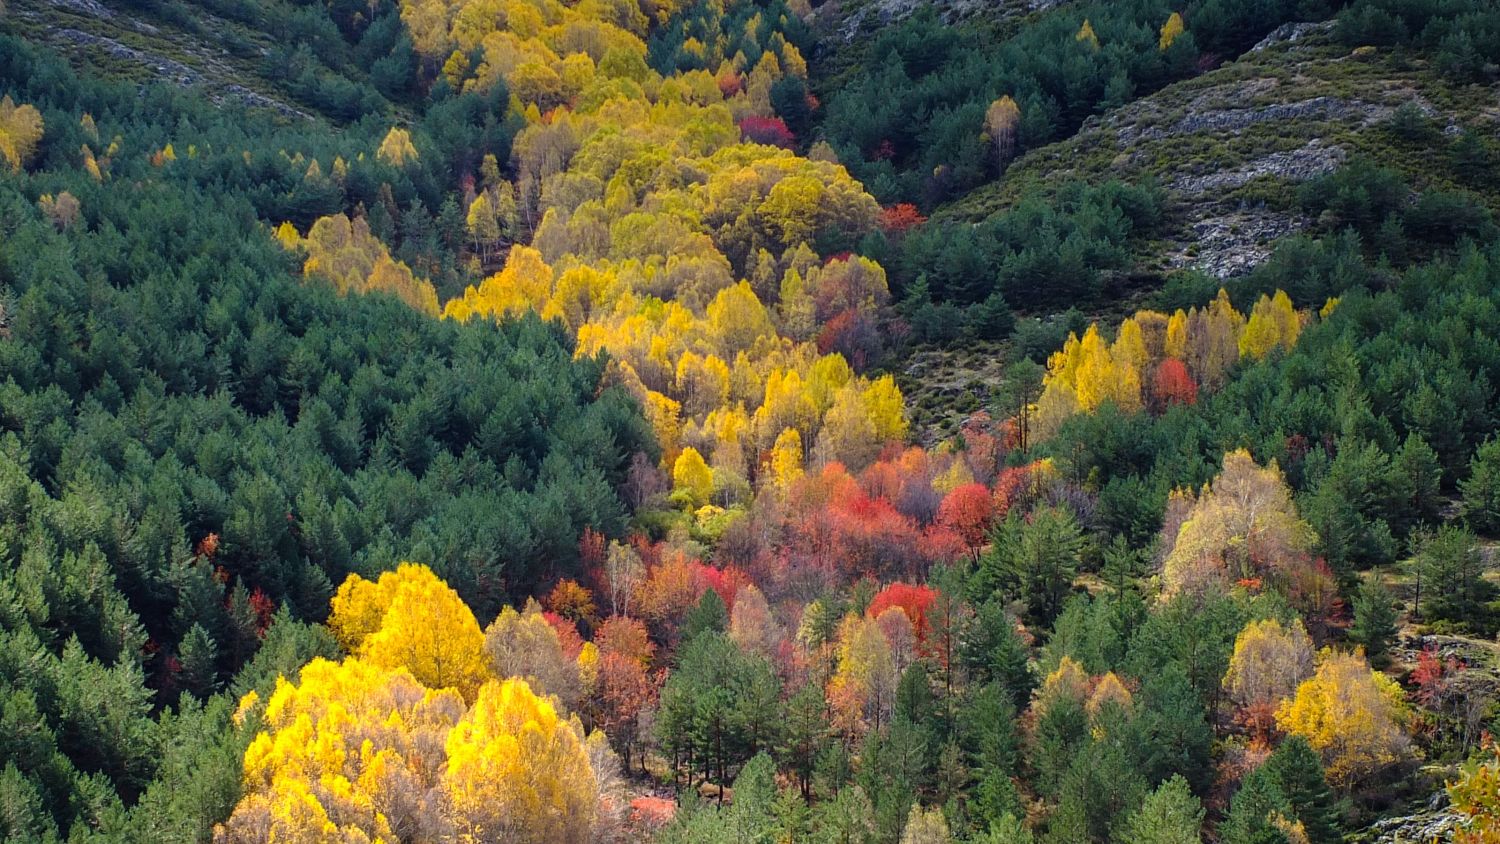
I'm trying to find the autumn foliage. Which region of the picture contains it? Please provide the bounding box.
[1033,290,1311,440]
[1275,649,1415,789]
[0,95,44,172]
[739,115,796,147]
[219,566,613,843]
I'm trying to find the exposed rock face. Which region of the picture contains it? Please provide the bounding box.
[1171,139,1348,196]
[20,0,312,119]
[1359,793,1463,843]
[44,27,310,117]
[1250,20,1334,52]
[1166,209,1312,278]
[53,27,203,86]
[1391,632,1500,667]
[45,0,162,32]
[1113,91,1430,148]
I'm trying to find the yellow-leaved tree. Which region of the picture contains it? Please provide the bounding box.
[1162,449,1315,598]
[376,126,419,166]
[827,612,897,735]
[443,244,555,323]
[672,445,715,507]
[1222,617,1314,736]
[219,566,617,843]
[767,426,804,491]
[984,95,1021,167]
[1086,671,1134,735]
[0,95,44,172]
[1450,744,1500,843]
[483,599,583,710]
[444,679,599,843]
[1076,18,1100,48]
[1239,290,1301,360]
[1033,655,1090,718]
[216,657,462,843]
[329,562,488,699]
[1275,649,1415,789]
[290,214,440,315]
[1159,12,1185,51]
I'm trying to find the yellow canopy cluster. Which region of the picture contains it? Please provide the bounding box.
[279,214,441,316]
[1161,449,1316,598]
[1034,289,1308,440]
[1275,649,1415,788]
[399,0,806,117]
[218,564,610,844]
[0,94,44,172]
[301,0,904,492]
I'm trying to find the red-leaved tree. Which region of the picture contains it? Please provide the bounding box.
[937,482,997,561]
[1151,357,1198,411]
[867,582,937,643]
[739,116,795,148]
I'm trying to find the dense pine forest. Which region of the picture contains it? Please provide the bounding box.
[4,0,1500,840]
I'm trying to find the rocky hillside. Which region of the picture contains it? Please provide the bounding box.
[940,20,1500,282]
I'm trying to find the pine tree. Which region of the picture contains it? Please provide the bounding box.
[1131,662,1215,793]
[1348,576,1398,666]
[1264,735,1342,844]
[177,623,219,699]
[895,662,938,730]
[683,588,729,642]
[1461,437,1500,533]
[1220,765,1292,844]
[1413,525,1493,624]
[225,579,261,668]
[783,685,828,798]
[978,506,1083,628]
[1395,433,1443,529]
[977,814,1034,844]
[965,291,1015,342]
[1124,774,1203,844]
[961,599,1034,709]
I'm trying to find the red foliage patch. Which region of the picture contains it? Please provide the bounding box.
[1150,358,1198,410]
[868,582,937,642]
[937,482,996,558]
[629,796,677,828]
[696,564,752,614]
[879,203,927,235]
[716,72,742,99]
[249,588,276,636]
[817,309,881,371]
[739,116,795,148]
[542,612,586,660]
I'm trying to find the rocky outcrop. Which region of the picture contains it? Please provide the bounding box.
[44,0,160,33]
[1114,94,1423,148]
[1166,209,1312,278]
[1171,139,1348,196]
[20,0,310,120]
[52,27,203,86]
[1358,790,1464,843]
[1250,20,1334,52]
[36,24,310,119]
